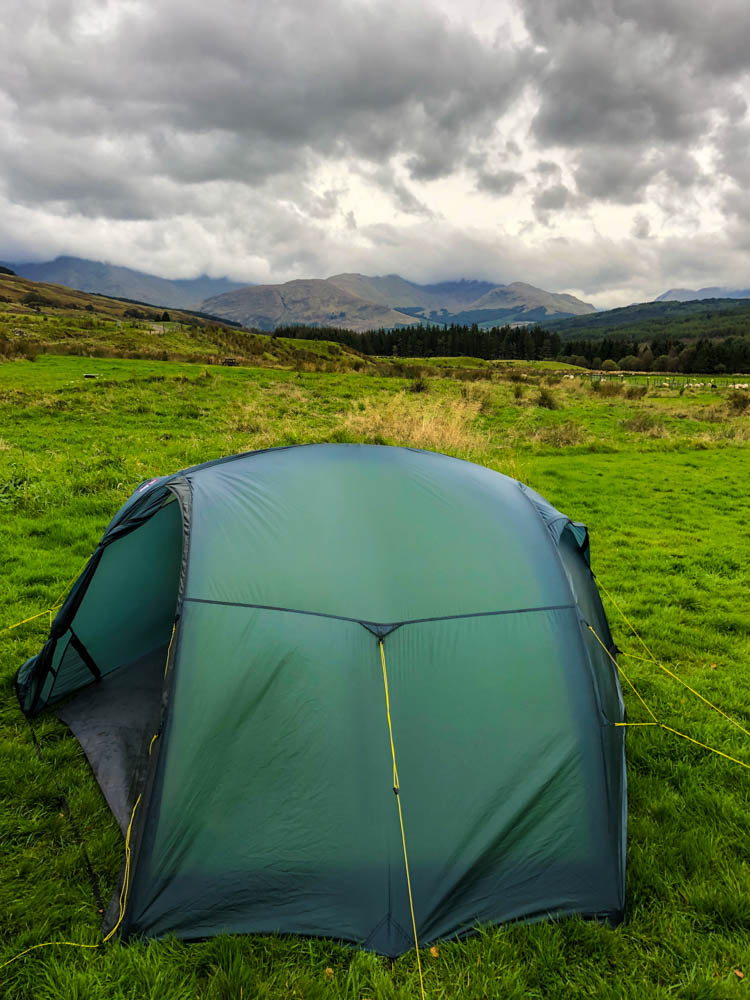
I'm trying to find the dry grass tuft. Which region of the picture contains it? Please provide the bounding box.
[621,412,667,435]
[528,422,587,447]
[340,392,486,459]
[536,387,559,410]
[593,380,624,397]
[226,390,490,462]
[625,385,648,399]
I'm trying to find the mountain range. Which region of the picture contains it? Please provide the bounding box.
[657,286,750,302]
[1,256,246,310]
[202,274,597,331]
[0,256,597,330]
[4,255,749,331]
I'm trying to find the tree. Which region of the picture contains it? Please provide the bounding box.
[638,346,654,370]
[618,355,640,371]
[601,359,618,372]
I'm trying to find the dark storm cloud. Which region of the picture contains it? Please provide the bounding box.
[534,183,570,212]
[716,118,750,188]
[356,165,434,216]
[1,0,749,299]
[0,0,532,217]
[475,168,524,196]
[521,0,750,204]
[532,182,577,225]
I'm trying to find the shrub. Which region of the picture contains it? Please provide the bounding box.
[531,422,585,447]
[598,381,624,397]
[727,390,749,414]
[409,377,429,393]
[536,387,559,410]
[625,385,648,399]
[621,413,664,434]
[21,292,54,309]
[513,384,524,401]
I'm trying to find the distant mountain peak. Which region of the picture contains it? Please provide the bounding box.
[657,285,750,302]
[202,273,596,331]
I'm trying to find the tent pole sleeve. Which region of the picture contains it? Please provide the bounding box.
[69,630,102,683]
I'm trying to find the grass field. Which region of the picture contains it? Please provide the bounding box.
[1,355,749,999]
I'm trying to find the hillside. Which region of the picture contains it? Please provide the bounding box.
[201,278,423,333]
[543,296,750,342]
[2,256,246,310]
[0,272,379,372]
[203,274,596,330]
[325,273,497,313]
[472,281,593,315]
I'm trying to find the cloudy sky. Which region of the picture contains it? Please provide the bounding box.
[1,0,749,306]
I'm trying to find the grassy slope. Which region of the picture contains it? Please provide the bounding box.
[0,272,223,323]
[392,356,585,371]
[0,275,588,379]
[1,358,749,998]
[0,273,386,370]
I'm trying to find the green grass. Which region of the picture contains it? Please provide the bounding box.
[378,356,586,372]
[1,356,750,998]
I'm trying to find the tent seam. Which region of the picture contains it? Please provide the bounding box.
[113,479,193,941]
[182,597,577,629]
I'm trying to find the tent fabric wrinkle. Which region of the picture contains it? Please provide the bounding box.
[15,443,626,955]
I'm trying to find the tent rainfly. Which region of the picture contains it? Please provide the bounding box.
[16,444,626,955]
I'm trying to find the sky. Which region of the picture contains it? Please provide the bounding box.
[1,0,749,307]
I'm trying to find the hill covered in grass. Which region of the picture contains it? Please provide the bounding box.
[0,273,589,379]
[0,272,382,373]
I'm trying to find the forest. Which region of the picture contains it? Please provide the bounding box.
[274,322,750,373]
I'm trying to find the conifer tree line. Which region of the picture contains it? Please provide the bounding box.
[274,323,750,373]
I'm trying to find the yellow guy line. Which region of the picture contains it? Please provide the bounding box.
[594,576,657,662]
[1,560,90,636]
[660,726,750,771]
[595,577,750,741]
[379,640,426,1000]
[0,791,146,972]
[0,606,62,635]
[620,650,750,741]
[587,624,750,771]
[0,939,99,973]
[164,622,177,678]
[587,625,658,723]
[0,706,163,973]
[0,737,158,972]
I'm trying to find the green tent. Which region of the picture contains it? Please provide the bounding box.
[16,444,626,954]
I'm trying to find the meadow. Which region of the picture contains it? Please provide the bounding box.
[1,354,749,999]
